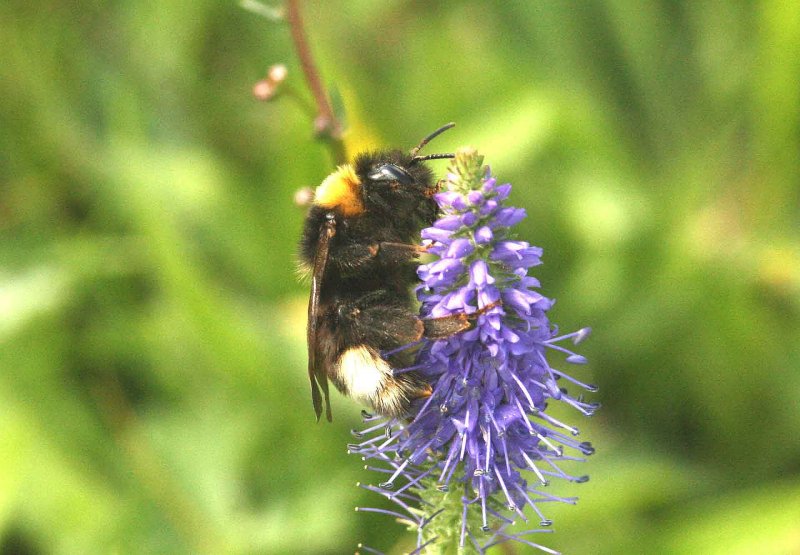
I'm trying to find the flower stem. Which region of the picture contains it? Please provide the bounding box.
[285,0,346,164]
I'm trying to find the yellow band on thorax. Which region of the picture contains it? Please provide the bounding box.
[314,164,364,216]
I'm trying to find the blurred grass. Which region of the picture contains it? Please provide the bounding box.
[1,1,799,553]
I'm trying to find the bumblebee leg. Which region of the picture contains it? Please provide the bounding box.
[326,244,380,274]
[352,242,428,269]
[337,291,425,349]
[422,314,472,339]
[338,294,501,347]
[376,242,428,257]
[422,300,503,339]
[326,242,423,275]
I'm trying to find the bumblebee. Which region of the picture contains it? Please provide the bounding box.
[300,124,478,422]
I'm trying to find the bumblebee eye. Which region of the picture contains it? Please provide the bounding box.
[367,163,414,185]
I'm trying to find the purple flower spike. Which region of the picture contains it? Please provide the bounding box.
[354,148,596,555]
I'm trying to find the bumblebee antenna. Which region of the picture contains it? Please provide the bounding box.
[412,152,455,163]
[409,122,455,158]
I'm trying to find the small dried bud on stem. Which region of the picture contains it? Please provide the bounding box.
[253,63,288,101]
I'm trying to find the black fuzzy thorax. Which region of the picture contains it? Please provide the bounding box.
[300,150,438,276]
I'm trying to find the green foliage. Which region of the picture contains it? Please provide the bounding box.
[1,1,798,554]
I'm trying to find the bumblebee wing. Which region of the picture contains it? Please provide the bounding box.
[308,219,336,422]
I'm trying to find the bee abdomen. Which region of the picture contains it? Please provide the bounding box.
[334,345,430,418]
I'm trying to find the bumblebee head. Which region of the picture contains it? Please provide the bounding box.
[312,154,427,217]
[366,163,415,186]
[311,124,456,218]
[359,152,439,213]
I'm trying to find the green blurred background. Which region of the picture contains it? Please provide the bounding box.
[2,1,799,553]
